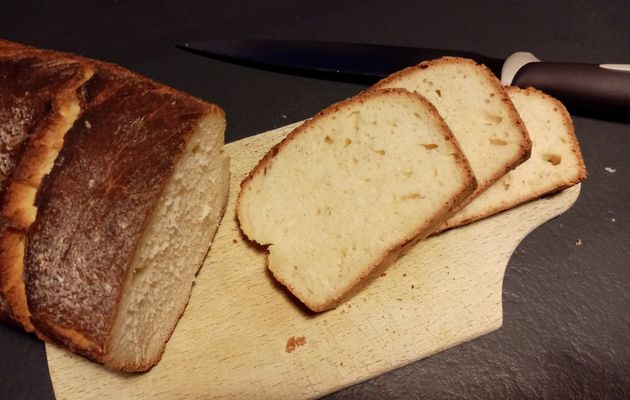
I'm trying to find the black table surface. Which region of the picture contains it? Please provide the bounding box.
[1,1,629,399]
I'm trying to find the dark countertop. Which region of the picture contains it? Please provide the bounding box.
[1,1,629,399]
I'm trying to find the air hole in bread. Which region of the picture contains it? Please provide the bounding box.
[501,173,512,190]
[422,143,438,150]
[324,136,333,144]
[374,149,386,155]
[483,113,503,125]
[543,153,562,166]
[344,138,352,146]
[435,89,441,97]
[489,138,508,146]
[400,192,422,200]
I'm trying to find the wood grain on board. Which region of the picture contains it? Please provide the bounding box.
[47,122,581,399]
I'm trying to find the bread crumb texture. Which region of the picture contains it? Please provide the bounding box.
[374,57,531,194]
[442,87,586,230]
[238,89,474,311]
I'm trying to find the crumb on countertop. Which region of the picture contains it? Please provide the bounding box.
[576,239,582,246]
[605,167,616,173]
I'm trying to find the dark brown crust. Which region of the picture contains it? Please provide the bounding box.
[0,295,17,326]
[436,87,587,232]
[237,88,477,312]
[0,39,225,371]
[372,56,533,201]
[0,40,94,326]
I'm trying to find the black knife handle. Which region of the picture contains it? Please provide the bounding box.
[512,62,630,115]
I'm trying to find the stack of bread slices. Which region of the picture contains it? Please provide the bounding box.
[0,39,230,371]
[237,57,587,312]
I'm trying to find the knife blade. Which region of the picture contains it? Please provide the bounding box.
[177,39,630,116]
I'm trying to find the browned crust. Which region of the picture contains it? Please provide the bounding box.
[0,42,95,327]
[436,87,587,232]
[0,230,32,329]
[237,88,477,312]
[0,289,18,326]
[0,39,226,371]
[372,56,533,200]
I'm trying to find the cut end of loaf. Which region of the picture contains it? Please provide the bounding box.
[238,88,475,312]
[105,112,230,371]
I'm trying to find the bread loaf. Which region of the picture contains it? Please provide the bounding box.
[0,39,230,371]
[437,87,586,230]
[372,57,532,207]
[237,88,476,312]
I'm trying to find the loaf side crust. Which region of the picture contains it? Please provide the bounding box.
[0,40,95,327]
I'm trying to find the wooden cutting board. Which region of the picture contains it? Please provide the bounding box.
[47,122,581,399]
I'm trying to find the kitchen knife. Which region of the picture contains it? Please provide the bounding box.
[177,39,630,116]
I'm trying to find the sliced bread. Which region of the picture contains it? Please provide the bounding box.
[437,87,587,231]
[372,57,532,204]
[237,88,476,312]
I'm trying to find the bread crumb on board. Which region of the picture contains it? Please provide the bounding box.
[576,239,583,246]
[605,167,616,173]
[285,336,307,353]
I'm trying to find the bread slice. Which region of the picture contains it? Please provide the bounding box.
[237,88,476,312]
[372,57,532,204]
[437,87,586,231]
[0,40,95,329]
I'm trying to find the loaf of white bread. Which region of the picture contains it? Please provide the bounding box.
[0,39,230,371]
[237,57,586,312]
